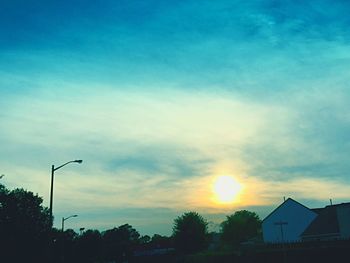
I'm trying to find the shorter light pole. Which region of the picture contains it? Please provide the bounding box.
[61,215,78,232]
[79,227,85,235]
[61,214,77,263]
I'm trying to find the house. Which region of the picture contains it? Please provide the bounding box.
[263,198,350,243]
[262,198,318,243]
[301,202,350,241]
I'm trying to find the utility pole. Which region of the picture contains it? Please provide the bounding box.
[275,221,288,263]
[274,221,288,242]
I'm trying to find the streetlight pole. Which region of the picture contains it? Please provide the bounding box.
[49,160,82,227]
[61,214,78,263]
[61,215,78,232]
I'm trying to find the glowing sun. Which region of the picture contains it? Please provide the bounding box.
[213,175,242,204]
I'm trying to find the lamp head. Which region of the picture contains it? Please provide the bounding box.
[75,160,83,164]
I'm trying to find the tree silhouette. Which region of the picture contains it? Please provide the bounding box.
[149,234,174,249]
[139,234,151,244]
[102,223,140,262]
[172,211,208,253]
[220,210,261,246]
[75,229,102,263]
[0,184,51,262]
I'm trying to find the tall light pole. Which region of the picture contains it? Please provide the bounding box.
[62,214,78,232]
[49,160,82,227]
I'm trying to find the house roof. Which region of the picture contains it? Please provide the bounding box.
[331,202,350,208]
[262,198,316,223]
[310,208,324,214]
[302,202,350,237]
[301,205,340,237]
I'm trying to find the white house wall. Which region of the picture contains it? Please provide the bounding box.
[262,199,317,243]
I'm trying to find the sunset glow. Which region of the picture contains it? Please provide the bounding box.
[213,175,242,204]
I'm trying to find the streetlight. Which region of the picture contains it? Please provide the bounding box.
[79,227,85,235]
[62,214,78,232]
[49,160,82,226]
[61,215,78,263]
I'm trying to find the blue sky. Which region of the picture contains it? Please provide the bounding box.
[1,0,350,235]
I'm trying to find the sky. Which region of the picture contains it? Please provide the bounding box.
[1,0,350,236]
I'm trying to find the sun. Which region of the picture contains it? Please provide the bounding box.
[213,175,242,204]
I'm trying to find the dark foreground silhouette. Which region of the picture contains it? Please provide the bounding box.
[1,182,349,263]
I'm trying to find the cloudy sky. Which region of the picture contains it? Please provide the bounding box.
[1,0,350,235]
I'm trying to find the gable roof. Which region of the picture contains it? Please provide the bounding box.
[262,198,316,223]
[302,202,350,238]
[301,205,340,237]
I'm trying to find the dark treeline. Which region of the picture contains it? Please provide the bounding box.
[2,182,350,263]
[51,224,173,263]
[0,182,175,263]
[0,181,263,263]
